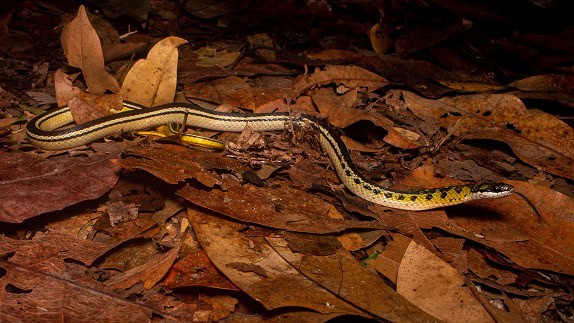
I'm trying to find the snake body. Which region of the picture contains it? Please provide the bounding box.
[26,101,514,210]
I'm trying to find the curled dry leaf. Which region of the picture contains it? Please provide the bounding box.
[394,90,574,179]
[120,36,188,107]
[0,151,119,223]
[267,236,440,322]
[105,245,180,290]
[184,76,256,110]
[291,65,389,97]
[188,208,366,317]
[397,241,494,322]
[60,6,120,94]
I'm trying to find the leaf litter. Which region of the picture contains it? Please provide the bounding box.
[1,2,574,321]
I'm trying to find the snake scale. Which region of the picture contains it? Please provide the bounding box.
[26,101,514,210]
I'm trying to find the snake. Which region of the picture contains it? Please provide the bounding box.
[26,101,514,210]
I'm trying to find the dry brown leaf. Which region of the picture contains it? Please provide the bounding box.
[54,69,82,106]
[179,56,295,84]
[198,294,238,321]
[291,65,389,97]
[509,74,573,93]
[468,249,517,285]
[193,48,241,68]
[0,151,119,223]
[246,33,275,61]
[184,76,256,110]
[163,250,239,290]
[0,261,156,321]
[311,88,423,149]
[68,91,123,124]
[368,233,412,284]
[267,235,440,321]
[397,241,494,322]
[431,237,468,273]
[120,36,187,107]
[60,6,120,94]
[394,90,574,179]
[114,144,245,186]
[437,80,505,92]
[105,245,180,289]
[188,208,366,317]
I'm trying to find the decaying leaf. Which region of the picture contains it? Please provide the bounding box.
[188,208,366,317]
[120,36,188,107]
[163,250,239,290]
[0,151,119,223]
[267,235,440,321]
[0,261,156,321]
[397,241,493,322]
[105,245,180,289]
[60,6,120,94]
[292,65,389,97]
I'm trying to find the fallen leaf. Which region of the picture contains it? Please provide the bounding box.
[188,208,366,316]
[54,69,82,106]
[0,261,156,321]
[68,91,123,124]
[114,144,245,186]
[184,76,256,110]
[395,90,574,179]
[397,241,494,322]
[26,91,57,105]
[163,250,239,291]
[194,47,241,68]
[120,36,187,106]
[311,88,423,149]
[106,245,180,289]
[246,33,275,61]
[0,151,119,223]
[291,65,389,97]
[60,6,120,94]
[267,235,440,321]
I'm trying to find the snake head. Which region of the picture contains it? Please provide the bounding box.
[470,182,514,199]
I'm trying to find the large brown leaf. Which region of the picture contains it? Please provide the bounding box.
[60,6,119,94]
[0,151,119,223]
[267,235,440,322]
[188,208,366,317]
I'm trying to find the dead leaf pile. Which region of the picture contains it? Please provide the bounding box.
[1,2,573,321]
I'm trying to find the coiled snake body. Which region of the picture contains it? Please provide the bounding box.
[26,101,514,210]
